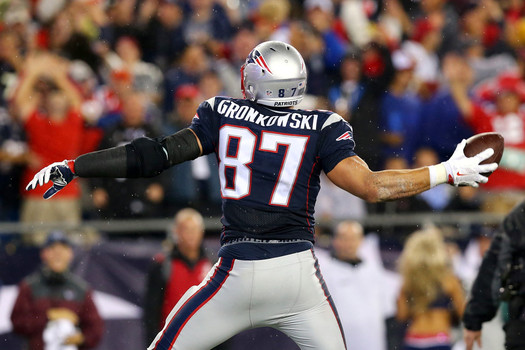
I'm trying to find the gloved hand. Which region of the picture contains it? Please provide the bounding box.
[26,160,77,199]
[442,140,498,187]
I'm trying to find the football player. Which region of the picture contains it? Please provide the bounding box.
[27,41,497,350]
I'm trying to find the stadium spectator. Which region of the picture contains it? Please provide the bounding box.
[89,93,164,220]
[412,0,462,57]
[445,186,482,212]
[99,0,142,49]
[0,106,28,221]
[12,53,100,243]
[417,88,474,163]
[136,0,187,70]
[0,29,25,91]
[68,60,105,126]
[10,231,104,350]
[103,36,163,105]
[463,38,517,87]
[289,20,331,96]
[348,42,394,172]
[143,208,212,345]
[182,0,234,54]
[315,173,367,222]
[396,228,465,350]
[41,5,102,72]
[163,44,210,114]
[339,0,373,48]
[163,84,221,213]
[94,69,134,129]
[253,0,291,42]
[198,70,226,101]
[317,220,398,350]
[379,49,422,166]
[215,24,259,99]
[412,148,453,212]
[401,18,442,99]
[304,0,347,74]
[327,48,365,120]
[444,53,525,195]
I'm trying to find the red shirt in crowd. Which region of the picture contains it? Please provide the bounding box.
[470,104,525,190]
[22,109,101,198]
[160,257,211,327]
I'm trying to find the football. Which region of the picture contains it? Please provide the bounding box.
[463,132,504,175]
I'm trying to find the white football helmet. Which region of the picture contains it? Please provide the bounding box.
[241,41,307,107]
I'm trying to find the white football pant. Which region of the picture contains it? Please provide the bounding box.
[148,249,346,350]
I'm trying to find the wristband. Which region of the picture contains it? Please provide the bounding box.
[428,164,447,188]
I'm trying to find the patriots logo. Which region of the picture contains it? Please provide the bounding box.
[50,167,68,187]
[336,131,352,141]
[249,50,273,74]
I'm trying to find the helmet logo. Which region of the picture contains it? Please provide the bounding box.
[250,50,273,74]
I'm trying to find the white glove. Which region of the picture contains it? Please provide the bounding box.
[26,160,77,199]
[442,140,499,187]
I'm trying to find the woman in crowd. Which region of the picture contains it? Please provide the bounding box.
[397,228,465,350]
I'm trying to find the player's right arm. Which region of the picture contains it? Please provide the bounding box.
[25,128,203,199]
[327,140,497,203]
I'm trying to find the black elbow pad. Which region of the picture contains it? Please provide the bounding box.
[125,137,169,178]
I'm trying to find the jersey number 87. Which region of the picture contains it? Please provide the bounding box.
[218,125,309,207]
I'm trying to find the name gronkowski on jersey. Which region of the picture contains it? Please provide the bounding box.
[189,97,356,244]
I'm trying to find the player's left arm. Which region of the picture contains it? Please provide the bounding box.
[25,128,203,199]
[327,140,498,202]
[327,155,433,202]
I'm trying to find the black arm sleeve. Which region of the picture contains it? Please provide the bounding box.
[162,128,202,167]
[74,129,201,178]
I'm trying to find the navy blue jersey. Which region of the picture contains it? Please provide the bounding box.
[190,97,356,244]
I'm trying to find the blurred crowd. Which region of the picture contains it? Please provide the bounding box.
[1,0,525,231]
[3,2,525,349]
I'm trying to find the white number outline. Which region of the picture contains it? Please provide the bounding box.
[218,125,309,206]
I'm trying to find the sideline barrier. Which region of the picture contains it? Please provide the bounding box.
[0,211,506,235]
